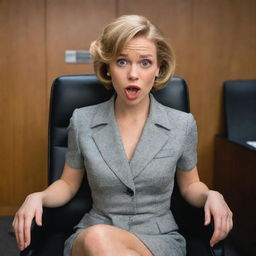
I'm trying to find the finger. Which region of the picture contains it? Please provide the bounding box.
[17,214,25,250]
[212,215,229,246]
[12,216,19,246]
[24,215,33,248]
[218,214,229,242]
[35,207,42,226]
[12,216,16,235]
[226,212,233,235]
[204,206,211,225]
[210,216,222,247]
[225,214,230,235]
[229,211,233,231]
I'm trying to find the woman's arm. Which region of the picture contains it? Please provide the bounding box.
[176,166,208,207]
[41,163,85,207]
[176,166,233,247]
[12,163,84,250]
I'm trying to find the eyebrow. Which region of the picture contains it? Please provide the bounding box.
[119,53,153,58]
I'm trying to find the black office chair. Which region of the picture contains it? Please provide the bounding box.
[224,80,256,145]
[21,74,224,256]
[214,79,256,255]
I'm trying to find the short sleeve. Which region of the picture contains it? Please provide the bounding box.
[177,113,198,171]
[65,110,84,169]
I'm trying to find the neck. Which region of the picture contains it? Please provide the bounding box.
[114,95,150,121]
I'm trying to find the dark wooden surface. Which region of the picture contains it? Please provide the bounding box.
[214,136,256,255]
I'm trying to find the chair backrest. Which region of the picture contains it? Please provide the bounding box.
[224,80,256,142]
[48,74,194,233]
[49,74,190,182]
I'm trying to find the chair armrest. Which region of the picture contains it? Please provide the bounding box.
[19,220,45,256]
[20,197,226,256]
[200,223,225,256]
[208,220,225,256]
[211,241,225,256]
[19,207,52,256]
[172,181,226,256]
[176,206,225,256]
[19,199,89,256]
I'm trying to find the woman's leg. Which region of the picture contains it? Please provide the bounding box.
[71,224,153,256]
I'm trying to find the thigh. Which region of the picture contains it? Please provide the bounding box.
[72,224,153,256]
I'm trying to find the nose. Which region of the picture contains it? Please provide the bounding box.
[128,64,139,80]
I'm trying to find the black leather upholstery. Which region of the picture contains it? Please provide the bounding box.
[224,80,256,148]
[21,74,224,256]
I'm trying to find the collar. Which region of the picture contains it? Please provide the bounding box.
[90,93,171,130]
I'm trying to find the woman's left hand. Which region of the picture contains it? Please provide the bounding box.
[204,190,233,247]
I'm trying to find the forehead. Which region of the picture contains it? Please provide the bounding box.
[121,36,157,56]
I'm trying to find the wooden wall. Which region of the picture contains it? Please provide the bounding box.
[0,0,47,215]
[117,0,256,184]
[1,0,256,215]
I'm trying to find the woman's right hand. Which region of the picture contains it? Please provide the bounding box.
[12,192,44,251]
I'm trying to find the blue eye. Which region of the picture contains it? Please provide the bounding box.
[141,59,151,67]
[117,59,127,66]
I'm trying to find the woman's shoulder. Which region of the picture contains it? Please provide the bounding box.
[155,98,193,121]
[70,99,111,125]
[74,99,110,115]
[159,103,196,136]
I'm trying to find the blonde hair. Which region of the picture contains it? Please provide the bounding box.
[90,15,175,90]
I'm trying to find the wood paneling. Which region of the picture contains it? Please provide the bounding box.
[0,0,47,215]
[45,0,116,98]
[118,0,256,186]
[0,0,116,216]
[1,0,256,215]
[214,136,256,254]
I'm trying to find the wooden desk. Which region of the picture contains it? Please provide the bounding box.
[214,136,256,255]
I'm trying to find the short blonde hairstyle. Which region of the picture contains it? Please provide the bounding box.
[90,15,175,90]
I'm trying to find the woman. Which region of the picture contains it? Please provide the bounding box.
[13,15,232,256]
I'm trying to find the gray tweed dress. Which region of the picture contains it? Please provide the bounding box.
[63,94,197,256]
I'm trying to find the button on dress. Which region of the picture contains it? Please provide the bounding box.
[63,94,198,256]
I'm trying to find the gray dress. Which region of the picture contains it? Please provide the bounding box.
[63,94,198,256]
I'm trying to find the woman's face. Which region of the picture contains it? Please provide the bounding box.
[109,36,159,107]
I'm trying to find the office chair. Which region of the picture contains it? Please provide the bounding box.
[21,74,224,256]
[214,80,256,255]
[224,80,256,145]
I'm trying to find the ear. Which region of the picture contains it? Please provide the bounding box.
[107,64,111,77]
[105,64,111,77]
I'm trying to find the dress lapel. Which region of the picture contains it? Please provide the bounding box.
[91,95,135,190]
[130,95,171,178]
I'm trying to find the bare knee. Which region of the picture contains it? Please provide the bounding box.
[78,224,113,255]
[73,224,146,256]
[85,224,112,243]
[83,226,142,256]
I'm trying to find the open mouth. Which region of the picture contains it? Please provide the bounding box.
[126,85,140,93]
[125,85,140,99]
